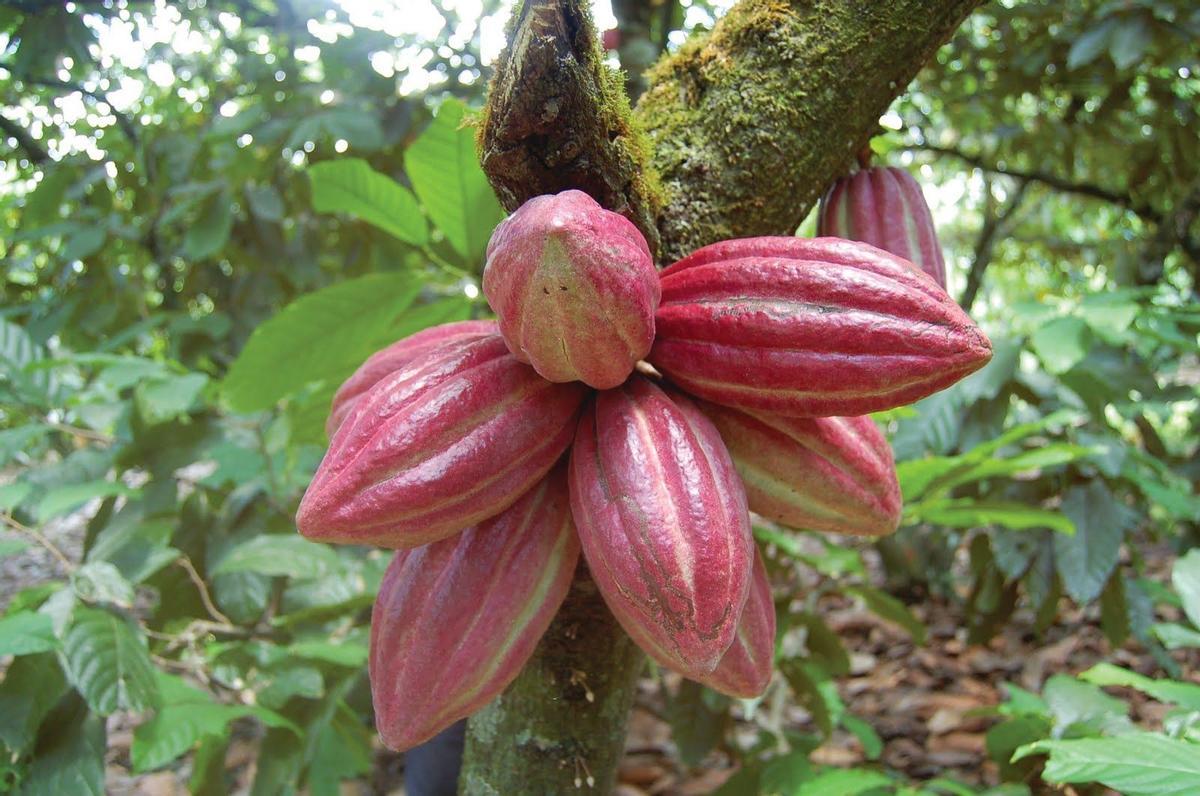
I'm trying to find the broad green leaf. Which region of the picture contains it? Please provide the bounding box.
[0,653,68,753]
[0,610,58,656]
[1080,663,1200,711]
[666,679,728,765]
[1066,18,1115,70]
[1014,733,1200,796]
[754,526,865,577]
[34,480,137,523]
[910,499,1075,534]
[0,318,53,404]
[245,183,285,220]
[0,424,51,467]
[213,535,341,579]
[60,224,107,261]
[87,514,178,585]
[222,272,419,412]
[1030,316,1092,374]
[135,372,209,424]
[289,637,369,668]
[935,444,1095,492]
[0,482,33,512]
[132,702,253,772]
[288,109,384,152]
[1154,622,1200,650]
[1108,16,1150,70]
[1171,549,1200,630]
[63,606,161,715]
[796,768,893,795]
[1041,674,1130,735]
[23,165,75,226]
[1054,482,1135,605]
[843,585,927,644]
[307,706,374,796]
[308,158,427,245]
[15,697,106,796]
[840,714,883,760]
[404,98,504,264]
[183,189,233,260]
[759,751,811,794]
[71,561,136,607]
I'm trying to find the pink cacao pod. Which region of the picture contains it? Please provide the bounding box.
[689,547,775,698]
[297,330,587,548]
[818,166,947,289]
[700,401,901,536]
[569,375,753,674]
[370,467,579,751]
[483,190,660,389]
[326,320,497,437]
[650,237,992,417]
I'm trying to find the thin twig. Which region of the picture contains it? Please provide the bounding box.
[46,421,114,444]
[176,555,235,626]
[1,512,75,573]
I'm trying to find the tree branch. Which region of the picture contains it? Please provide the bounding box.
[635,0,982,261]
[0,112,49,163]
[911,140,1163,224]
[478,0,662,255]
[1,67,141,146]
[960,178,1031,313]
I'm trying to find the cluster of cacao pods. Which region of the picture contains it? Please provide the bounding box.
[296,180,987,752]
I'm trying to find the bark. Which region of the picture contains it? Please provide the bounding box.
[459,566,644,795]
[960,178,1030,313]
[635,0,982,261]
[465,0,978,792]
[477,0,662,256]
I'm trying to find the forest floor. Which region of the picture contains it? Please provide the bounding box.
[3,508,1195,795]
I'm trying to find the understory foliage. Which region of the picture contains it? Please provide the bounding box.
[1,1,1197,794]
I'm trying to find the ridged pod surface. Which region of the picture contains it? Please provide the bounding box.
[700,401,901,536]
[483,190,660,389]
[296,330,587,548]
[818,166,947,289]
[690,548,775,698]
[326,320,497,437]
[569,376,753,674]
[370,468,579,752]
[650,237,992,417]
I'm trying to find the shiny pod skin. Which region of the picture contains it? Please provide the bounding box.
[569,375,753,675]
[370,468,579,751]
[297,329,587,548]
[650,236,992,417]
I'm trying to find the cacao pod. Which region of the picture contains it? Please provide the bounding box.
[700,401,901,536]
[818,166,947,289]
[650,236,991,417]
[370,467,579,752]
[569,375,753,674]
[326,319,497,437]
[297,330,587,548]
[483,190,660,389]
[690,547,775,698]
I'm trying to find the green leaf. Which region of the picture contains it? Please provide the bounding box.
[665,679,728,765]
[1066,18,1116,70]
[0,481,34,512]
[910,498,1076,534]
[71,561,136,607]
[213,535,342,579]
[0,319,53,405]
[755,526,865,577]
[34,480,137,523]
[245,183,285,221]
[1108,16,1150,70]
[60,224,107,261]
[404,98,504,264]
[794,612,850,676]
[0,425,50,467]
[841,714,884,760]
[1030,316,1092,374]
[1054,482,1135,605]
[1171,549,1200,631]
[1014,733,1200,796]
[132,702,253,772]
[183,189,233,260]
[1154,622,1200,650]
[759,751,811,795]
[843,585,927,644]
[308,158,427,245]
[1041,674,1130,736]
[288,637,369,668]
[16,696,106,796]
[288,109,384,152]
[795,768,894,795]
[1080,663,1200,711]
[307,706,373,795]
[0,538,30,558]
[0,653,68,754]
[63,606,161,715]
[0,611,58,656]
[23,166,75,227]
[222,272,419,412]
[135,373,209,424]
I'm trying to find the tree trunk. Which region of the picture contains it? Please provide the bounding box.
[459,566,645,794]
[463,0,980,792]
